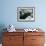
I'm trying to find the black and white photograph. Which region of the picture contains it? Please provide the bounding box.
[17,7,35,22]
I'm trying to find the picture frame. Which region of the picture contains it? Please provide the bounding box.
[17,7,35,22]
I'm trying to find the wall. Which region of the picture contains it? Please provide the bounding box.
[0,0,46,29]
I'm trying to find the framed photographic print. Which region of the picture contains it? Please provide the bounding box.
[17,7,35,22]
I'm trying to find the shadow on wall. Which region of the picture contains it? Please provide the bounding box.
[0,24,7,43]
